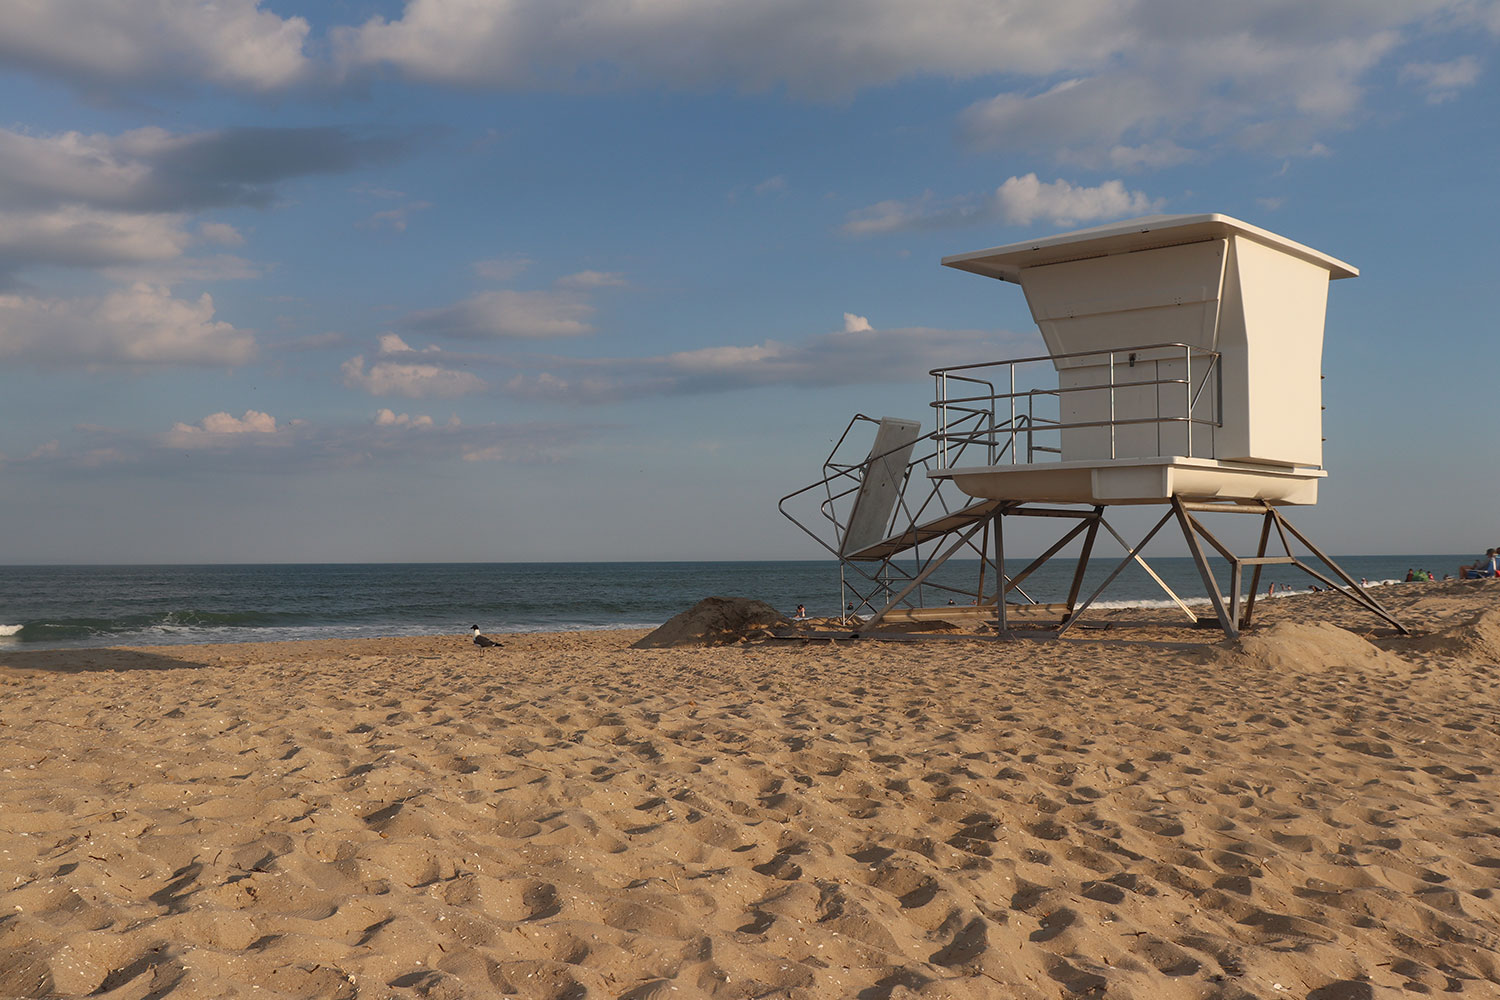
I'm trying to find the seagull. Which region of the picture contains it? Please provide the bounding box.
[470,625,501,648]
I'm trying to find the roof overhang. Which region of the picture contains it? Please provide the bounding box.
[941,213,1359,284]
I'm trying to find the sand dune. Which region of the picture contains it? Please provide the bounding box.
[3,581,1500,997]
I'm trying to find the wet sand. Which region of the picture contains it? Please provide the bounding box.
[2,580,1499,998]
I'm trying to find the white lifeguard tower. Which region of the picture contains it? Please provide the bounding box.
[780,214,1405,638]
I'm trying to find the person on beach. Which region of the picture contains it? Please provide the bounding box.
[794,604,807,620]
[1460,549,1498,579]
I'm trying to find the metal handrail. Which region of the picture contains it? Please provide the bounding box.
[929,340,1203,374]
[930,342,1221,468]
[778,409,1030,617]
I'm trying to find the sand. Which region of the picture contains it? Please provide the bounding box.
[3,581,1500,999]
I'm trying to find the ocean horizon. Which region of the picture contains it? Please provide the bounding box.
[0,555,1466,651]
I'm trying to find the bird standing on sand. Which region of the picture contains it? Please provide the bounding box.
[470,625,501,648]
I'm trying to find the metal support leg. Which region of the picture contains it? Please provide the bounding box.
[994,511,1008,634]
[1271,510,1410,635]
[1228,560,1243,635]
[861,521,987,630]
[1095,517,1198,623]
[1241,511,1274,628]
[1172,497,1237,639]
[1057,508,1177,637]
[1002,512,1098,600]
[1064,506,1105,617]
[976,518,990,613]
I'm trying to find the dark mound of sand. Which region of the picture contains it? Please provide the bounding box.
[632,596,789,649]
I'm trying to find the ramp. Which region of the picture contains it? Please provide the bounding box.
[844,499,1002,561]
[838,417,922,557]
[778,410,1024,624]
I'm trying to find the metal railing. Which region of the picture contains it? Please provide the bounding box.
[931,342,1222,468]
[778,411,1024,617]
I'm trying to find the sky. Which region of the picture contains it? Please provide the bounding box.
[1,0,1498,564]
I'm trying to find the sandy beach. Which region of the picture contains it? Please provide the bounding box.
[3,581,1500,998]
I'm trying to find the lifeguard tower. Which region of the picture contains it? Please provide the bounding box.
[780,214,1405,638]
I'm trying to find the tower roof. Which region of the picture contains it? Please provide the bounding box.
[942,213,1358,284]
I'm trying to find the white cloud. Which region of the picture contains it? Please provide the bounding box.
[352,184,407,200]
[993,174,1159,226]
[167,410,284,447]
[961,76,1158,161]
[0,128,151,209]
[844,175,1160,236]
[5,1,1475,175]
[754,175,788,195]
[0,124,409,286]
[958,18,1408,163]
[664,343,786,372]
[502,372,573,397]
[399,269,627,344]
[402,288,596,339]
[0,0,312,93]
[1400,56,1482,102]
[1107,141,1195,171]
[555,271,628,289]
[25,412,589,473]
[0,202,258,288]
[101,254,261,285]
[0,206,192,272]
[375,408,435,427]
[0,125,412,213]
[842,193,969,236]
[359,314,1038,404]
[460,446,509,462]
[378,333,417,354]
[330,1,1482,166]
[199,222,245,247]
[273,330,348,353]
[341,354,487,398]
[0,283,255,367]
[360,200,432,232]
[500,321,1040,403]
[335,0,1130,97]
[473,257,531,281]
[182,410,278,434]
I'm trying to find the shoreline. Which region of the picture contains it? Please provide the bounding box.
[2,579,1498,996]
[0,574,1459,660]
[0,557,1462,654]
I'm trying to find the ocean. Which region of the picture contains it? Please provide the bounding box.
[0,556,1462,651]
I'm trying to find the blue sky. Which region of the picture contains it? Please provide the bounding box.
[1,0,1497,563]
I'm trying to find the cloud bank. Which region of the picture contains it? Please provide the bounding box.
[501,320,1040,404]
[0,122,414,363]
[21,409,593,474]
[0,0,312,94]
[0,125,413,214]
[844,174,1161,236]
[0,284,255,367]
[1,2,1486,173]
[330,0,1492,165]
